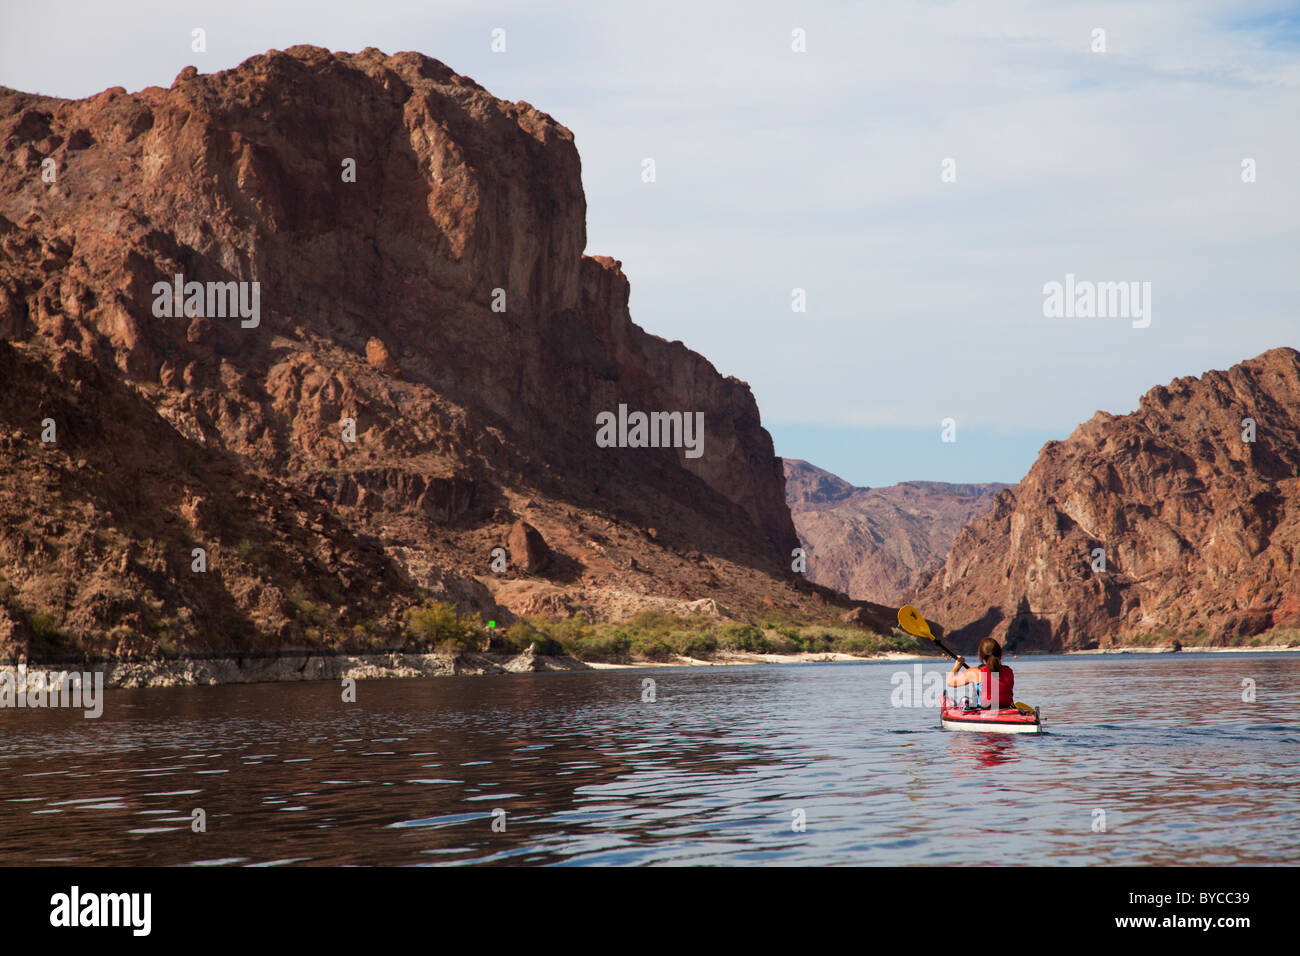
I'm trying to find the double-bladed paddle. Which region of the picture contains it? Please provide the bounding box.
[896,604,1036,714]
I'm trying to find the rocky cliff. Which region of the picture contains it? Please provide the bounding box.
[910,348,1300,650]
[0,46,812,661]
[783,459,1009,604]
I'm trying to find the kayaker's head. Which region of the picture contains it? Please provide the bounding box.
[977,637,1003,672]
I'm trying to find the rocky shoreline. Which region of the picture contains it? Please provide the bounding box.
[4,645,589,689]
[9,640,1297,690]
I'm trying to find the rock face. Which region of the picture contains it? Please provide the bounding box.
[0,46,811,662]
[507,520,550,573]
[909,348,1300,651]
[364,337,399,376]
[784,459,1010,604]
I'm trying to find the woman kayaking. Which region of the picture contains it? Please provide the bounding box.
[896,605,1041,733]
[946,637,1014,710]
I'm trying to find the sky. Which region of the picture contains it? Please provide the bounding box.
[2,1,1297,487]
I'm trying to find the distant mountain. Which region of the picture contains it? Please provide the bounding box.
[783,460,1011,604]
[910,347,1300,651]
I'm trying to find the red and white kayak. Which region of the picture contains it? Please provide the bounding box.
[941,702,1042,735]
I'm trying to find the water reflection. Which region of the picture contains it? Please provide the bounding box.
[0,654,1296,865]
[956,735,1021,771]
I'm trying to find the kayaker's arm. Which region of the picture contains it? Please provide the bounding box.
[945,656,978,686]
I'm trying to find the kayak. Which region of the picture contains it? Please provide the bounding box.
[940,701,1042,735]
[893,605,1044,736]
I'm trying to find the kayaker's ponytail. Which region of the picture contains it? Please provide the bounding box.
[977,637,1003,672]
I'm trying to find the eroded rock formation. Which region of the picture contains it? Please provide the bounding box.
[0,46,817,661]
[909,348,1300,650]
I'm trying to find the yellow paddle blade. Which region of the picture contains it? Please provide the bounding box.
[1012,701,1035,713]
[897,604,934,640]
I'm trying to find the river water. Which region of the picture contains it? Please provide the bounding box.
[1,653,1296,866]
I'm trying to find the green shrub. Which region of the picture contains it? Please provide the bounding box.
[1262,627,1300,647]
[29,611,63,643]
[719,623,769,653]
[834,633,877,655]
[561,628,632,662]
[764,631,800,654]
[627,609,680,635]
[800,630,834,652]
[597,632,635,659]
[666,630,717,658]
[504,622,537,652]
[287,585,331,628]
[637,640,675,662]
[483,610,926,665]
[402,601,482,653]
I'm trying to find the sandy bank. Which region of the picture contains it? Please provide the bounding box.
[585,650,930,669]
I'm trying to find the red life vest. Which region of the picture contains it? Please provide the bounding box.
[979,664,1014,709]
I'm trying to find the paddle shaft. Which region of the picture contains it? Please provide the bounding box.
[930,634,969,670]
